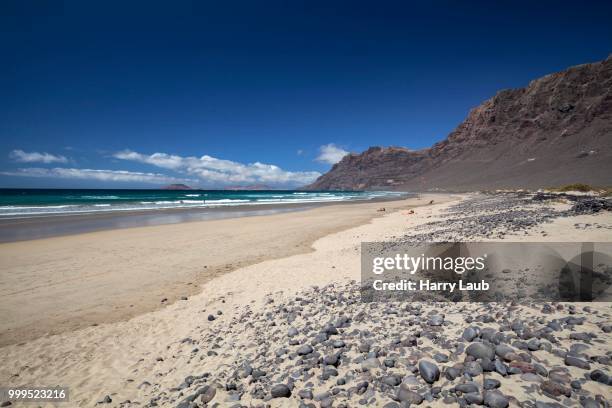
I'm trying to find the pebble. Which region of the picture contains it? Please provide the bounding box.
[297,344,314,355]
[445,367,461,380]
[462,327,478,341]
[358,343,371,353]
[465,392,484,405]
[540,381,571,398]
[428,315,444,326]
[323,354,340,367]
[397,385,423,404]
[418,360,440,384]
[520,373,542,382]
[565,355,591,369]
[570,380,582,390]
[198,386,216,404]
[270,384,291,398]
[361,357,381,370]
[484,379,501,390]
[466,342,495,360]
[590,369,611,385]
[484,391,509,408]
[494,344,515,361]
[580,397,601,408]
[455,383,479,394]
[382,375,401,387]
[298,389,313,399]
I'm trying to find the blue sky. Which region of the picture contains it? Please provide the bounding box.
[1,0,611,188]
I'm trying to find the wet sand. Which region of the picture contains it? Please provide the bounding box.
[0,195,411,243]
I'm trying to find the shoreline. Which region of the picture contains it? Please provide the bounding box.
[0,194,412,243]
[0,194,446,346]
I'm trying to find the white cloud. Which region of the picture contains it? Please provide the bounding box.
[113,150,321,186]
[113,150,185,170]
[1,168,190,184]
[315,144,349,165]
[10,149,68,164]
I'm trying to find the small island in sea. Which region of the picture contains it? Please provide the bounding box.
[162,183,193,190]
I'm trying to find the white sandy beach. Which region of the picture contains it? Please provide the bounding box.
[0,196,442,346]
[0,194,610,407]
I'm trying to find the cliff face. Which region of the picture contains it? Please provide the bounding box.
[307,147,426,190]
[306,56,612,191]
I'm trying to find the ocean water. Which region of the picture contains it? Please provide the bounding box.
[0,189,406,219]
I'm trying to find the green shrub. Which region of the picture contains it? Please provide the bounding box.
[552,183,594,192]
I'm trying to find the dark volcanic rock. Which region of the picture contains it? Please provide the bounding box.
[382,375,401,387]
[297,344,314,356]
[484,391,509,408]
[418,360,440,384]
[361,357,381,370]
[484,379,501,390]
[590,369,611,385]
[466,342,495,360]
[455,383,479,394]
[397,385,424,405]
[270,384,291,398]
[565,355,591,370]
[428,315,444,326]
[465,393,484,405]
[199,386,216,404]
[540,381,571,398]
[462,327,479,342]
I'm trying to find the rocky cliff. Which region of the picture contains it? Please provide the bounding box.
[305,56,612,191]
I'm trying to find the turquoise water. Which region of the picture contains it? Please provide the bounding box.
[0,189,406,218]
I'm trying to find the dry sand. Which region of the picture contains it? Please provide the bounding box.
[0,193,610,407]
[0,195,447,346]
